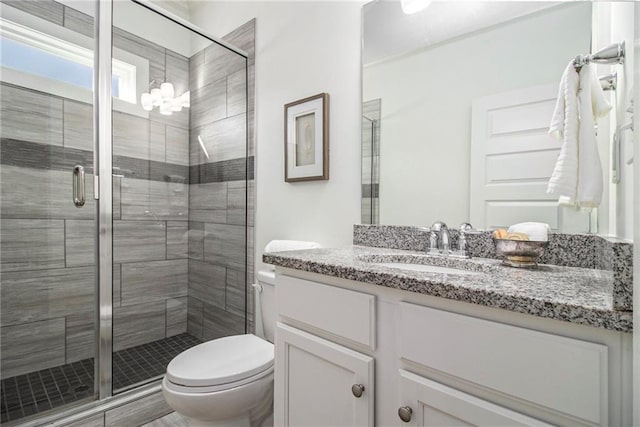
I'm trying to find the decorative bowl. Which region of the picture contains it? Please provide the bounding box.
[492,238,549,268]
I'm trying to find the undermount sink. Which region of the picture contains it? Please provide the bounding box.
[373,262,482,276]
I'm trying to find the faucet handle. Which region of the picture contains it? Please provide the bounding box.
[455,223,474,258]
[431,221,448,232]
[459,223,473,232]
[428,230,439,253]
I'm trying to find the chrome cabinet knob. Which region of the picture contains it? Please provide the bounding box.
[351,384,365,398]
[398,406,413,422]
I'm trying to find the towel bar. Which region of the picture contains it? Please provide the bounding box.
[574,41,625,68]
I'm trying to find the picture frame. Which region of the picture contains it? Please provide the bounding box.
[284,93,329,182]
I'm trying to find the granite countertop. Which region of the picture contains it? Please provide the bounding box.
[263,246,632,333]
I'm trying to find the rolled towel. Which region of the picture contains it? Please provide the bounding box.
[507,222,550,242]
[264,240,322,253]
[492,229,529,241]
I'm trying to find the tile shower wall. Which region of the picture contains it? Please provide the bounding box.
[361,99,380,224]
[0,0,190,378]
[110,23,191,354]
[225,20,256,333]
[186,20,256,340]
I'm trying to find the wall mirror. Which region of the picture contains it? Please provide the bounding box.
[362,1,635,238]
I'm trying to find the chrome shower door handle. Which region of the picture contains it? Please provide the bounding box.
[73,165,86,207]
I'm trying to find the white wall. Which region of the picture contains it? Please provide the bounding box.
[363,3,592,227]
[610,2,635,241]
[593,2,635,241]
[189,1,364,271]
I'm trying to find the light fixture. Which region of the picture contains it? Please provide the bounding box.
[160,82,174,99]
[140,93,153,111]
[159,101,173,116]
[140,81,189,115]
[171,97,183,112]
[401,0,431,14]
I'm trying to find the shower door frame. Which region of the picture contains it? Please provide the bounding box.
[91,0,250,404]
[95,0,113,401]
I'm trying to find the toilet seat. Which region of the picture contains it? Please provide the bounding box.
[165,334,274,393]
[163,365,274,394]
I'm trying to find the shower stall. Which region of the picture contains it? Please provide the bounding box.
[0,0,251,424]
[361,99,381,225]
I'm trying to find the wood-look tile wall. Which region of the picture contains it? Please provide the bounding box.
[0,0,190,378]
[361,99,381,225]
[0,0,255,384]
[186,20,256,340]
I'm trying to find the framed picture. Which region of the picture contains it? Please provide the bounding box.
[284,93,329,182]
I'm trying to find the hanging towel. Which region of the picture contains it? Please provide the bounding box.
[575,64,612,207]
[547,61,580,198]
[547,62,612,208]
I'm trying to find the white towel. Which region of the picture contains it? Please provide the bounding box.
[547,61,580,198]
[264,240,322,253]
[547,62,611,208]
[507,222,550,242]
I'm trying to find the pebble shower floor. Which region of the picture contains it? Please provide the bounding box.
[1,333,202,423]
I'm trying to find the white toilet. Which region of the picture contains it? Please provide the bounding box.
[162,269,276,427]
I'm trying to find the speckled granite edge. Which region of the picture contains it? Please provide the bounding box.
[353,224,633,310]
[612,242,633,310]
[352,225,431,251]
[263,246,632,333]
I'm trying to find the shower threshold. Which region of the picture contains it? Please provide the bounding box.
[1,333,202,424]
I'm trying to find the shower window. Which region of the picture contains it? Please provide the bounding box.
[0,6,148,117]
[0,19,135,102]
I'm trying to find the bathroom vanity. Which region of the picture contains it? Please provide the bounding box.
[264,243,633,426]
[350,1,636,424]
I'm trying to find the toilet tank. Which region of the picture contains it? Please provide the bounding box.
[256,269,276,343]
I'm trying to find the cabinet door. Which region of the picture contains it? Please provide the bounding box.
[275,323,374,427]
[398,370,551,427]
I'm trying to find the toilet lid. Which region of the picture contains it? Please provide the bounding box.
[166,334,274,387]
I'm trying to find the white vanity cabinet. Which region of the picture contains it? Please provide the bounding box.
[274,274,376,426]
[397,369,551,426]
[274,270,632,427]
[397,302,610,426]
[275,324,374,426]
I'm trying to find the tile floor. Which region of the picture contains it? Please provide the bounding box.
[0,333,201,424]
[142,411,189,426]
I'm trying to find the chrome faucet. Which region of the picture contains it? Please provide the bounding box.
[428,221,474,257]
[456,223,473,258]
[429,221,451,255]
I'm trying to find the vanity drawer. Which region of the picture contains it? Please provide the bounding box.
[276,275,376,349]
[398,302,608,425]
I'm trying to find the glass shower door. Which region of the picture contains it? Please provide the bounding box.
[109,1,249,393]
[0,1,99,422]
[1,0,250,421]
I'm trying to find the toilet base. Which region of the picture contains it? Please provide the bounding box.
[180,406,273,427]
[162,371,273,427]
[259,413,274,427]
[183,414,250,427]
